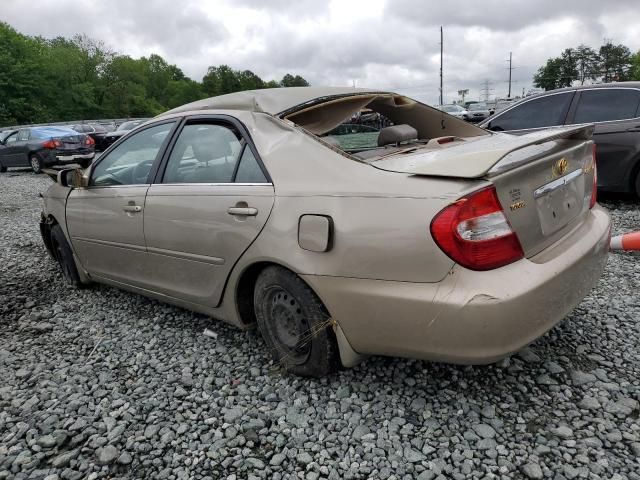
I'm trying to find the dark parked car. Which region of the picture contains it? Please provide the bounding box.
[99,119,149,150]
[71,123,113,151]
[0,126,95,173]
[0,130,14,143]
[481,82,640,196]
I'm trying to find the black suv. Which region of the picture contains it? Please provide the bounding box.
[481,82,640,197]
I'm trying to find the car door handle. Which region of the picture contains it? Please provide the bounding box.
[122,205,142,213]
[227,207,258,216]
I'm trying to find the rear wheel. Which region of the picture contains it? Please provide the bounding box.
[0,165,6,173]
[254,266,339,377]
[30,154,43,174]
[50,225,83,288]
[635,170,640,198]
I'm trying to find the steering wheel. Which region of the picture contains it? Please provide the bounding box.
[132,160,154,184]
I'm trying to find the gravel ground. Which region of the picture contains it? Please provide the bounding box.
[1,169,639,480]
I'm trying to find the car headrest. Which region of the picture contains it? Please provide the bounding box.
[377,124,418,146]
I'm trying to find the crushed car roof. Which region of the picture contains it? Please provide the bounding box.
[159,87,388,117]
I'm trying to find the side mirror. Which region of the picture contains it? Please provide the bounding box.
[57,168,88,188]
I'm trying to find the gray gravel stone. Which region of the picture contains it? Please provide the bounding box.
[570,370,597,386]
[522,463,544,479]
[95,445,119,465]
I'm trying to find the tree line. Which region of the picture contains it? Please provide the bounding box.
[533,42,640,90]
[0,22,309,126]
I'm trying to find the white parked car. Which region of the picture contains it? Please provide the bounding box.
[435,104,469,120]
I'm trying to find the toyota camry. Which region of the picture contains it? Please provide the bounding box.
[39,87,610,377]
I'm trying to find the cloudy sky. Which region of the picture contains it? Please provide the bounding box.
[2,0,640,104]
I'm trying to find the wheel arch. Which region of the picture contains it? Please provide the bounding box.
[233,260,366,368]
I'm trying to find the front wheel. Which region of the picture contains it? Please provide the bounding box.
[50,225,84,288]
[30,154,43,173]
[254,266,339,377]
[635,171,640,198]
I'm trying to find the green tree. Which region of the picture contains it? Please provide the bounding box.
[574,44,600,84]
[599,42,632,82]
[280,73,310,87]
[630,51,640,81]
[533,57,567,90]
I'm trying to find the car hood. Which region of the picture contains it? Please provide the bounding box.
[371,125,594,179]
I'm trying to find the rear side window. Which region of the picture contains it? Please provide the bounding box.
[572,89,640,124]
[235,147,268,183]
[486,92,573,131]
[17,130,30,141]
[163,123,243,184]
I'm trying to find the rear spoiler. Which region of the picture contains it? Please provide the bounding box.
[371,124,595,179]
[487,125,595,176]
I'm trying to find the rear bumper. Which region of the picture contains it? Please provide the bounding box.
[303,205,611,364]
[42,150,95,166]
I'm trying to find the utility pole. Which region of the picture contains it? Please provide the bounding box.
[507,52,513,98]
[439,26,443,106]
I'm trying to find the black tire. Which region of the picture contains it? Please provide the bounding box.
[635,170,640,198]
[30,154,43,174]
[0,165,6,173]
[79,158,92,169]
[50,225,84,288]
[254,266,339,377]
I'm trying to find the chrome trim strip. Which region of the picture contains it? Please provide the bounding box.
[73,237,146,252]
[151,183,273,187]
[146,246,225,265]
[533,169,583,199]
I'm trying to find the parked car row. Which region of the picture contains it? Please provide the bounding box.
[0,118,149,173]
[0,126,95,173]
[435,103,493,123]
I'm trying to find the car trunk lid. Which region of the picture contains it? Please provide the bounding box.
[373,125,597,258]
[55,134,85,150]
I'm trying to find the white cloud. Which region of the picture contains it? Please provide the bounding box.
[2,0,640,105]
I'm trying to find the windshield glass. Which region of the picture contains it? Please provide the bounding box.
[469,104,488,111]
[441,105,463,113]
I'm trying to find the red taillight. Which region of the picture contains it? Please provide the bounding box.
[42,139,62,149]
[430,186,524,271]
[85,136,95,146]
[589,143,597,209]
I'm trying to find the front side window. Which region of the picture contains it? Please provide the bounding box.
[163,123,244,184]
[572,89,640,124]
[487,92,574,131]
[4,132,18,144]
[91,122,174,187]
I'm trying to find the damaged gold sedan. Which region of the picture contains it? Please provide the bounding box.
[40,87,610,377]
